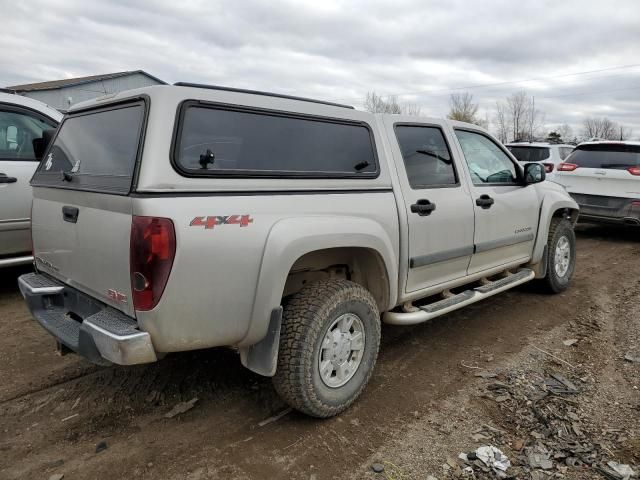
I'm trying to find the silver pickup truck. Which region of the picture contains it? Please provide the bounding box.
[19,84,578,417]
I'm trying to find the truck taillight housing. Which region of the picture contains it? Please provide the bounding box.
[557,163,578,172]
[628,166,640,176]
[130,216,176,311]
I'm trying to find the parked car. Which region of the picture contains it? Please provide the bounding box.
[0,92,62,267]
[554,140,640,226]
[19,84,578,417]
[506,142,574,180]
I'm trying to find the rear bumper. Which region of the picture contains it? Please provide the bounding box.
[570,193,640,226]
[18,272,157,366]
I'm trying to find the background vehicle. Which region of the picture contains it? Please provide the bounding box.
[506,142,574,180]
[0,92,61,267]
[19,84,578,417]
[554,141,640,226]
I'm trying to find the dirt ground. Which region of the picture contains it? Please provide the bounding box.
[0,224,638,480]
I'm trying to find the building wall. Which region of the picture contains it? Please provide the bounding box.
[20,72,163,111]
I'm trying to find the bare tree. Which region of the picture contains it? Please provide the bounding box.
[617,125,633,140]
[494,91,545,142]
[402,103,422,116]
[448,92,479,123]
[557,124,574,143]
[493,101,509,143]
[582,117,618,140]
[505,91,529,141]
[364,91,421,115]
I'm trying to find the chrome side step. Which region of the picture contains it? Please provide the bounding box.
[0,255,33,268]
[383,269,535,326]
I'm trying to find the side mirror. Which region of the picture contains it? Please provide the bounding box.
[32,128,57,161]
[524,162,546,184]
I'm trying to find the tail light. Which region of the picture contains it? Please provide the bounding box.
[557,163,578,172]
[130,216,176,311]
[542,162,554,173]
[628,166,640,176]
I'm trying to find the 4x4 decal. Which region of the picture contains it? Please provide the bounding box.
[190,215,254,229]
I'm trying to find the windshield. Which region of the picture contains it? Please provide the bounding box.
[567,144,640,169]
[32,102,145,194]
[507,146,550,162]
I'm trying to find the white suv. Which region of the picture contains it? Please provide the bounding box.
[0,92,62,267]
[554,141,640,226]
[506,142,574,180]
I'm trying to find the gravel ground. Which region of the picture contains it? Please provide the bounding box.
[0,223,638,480]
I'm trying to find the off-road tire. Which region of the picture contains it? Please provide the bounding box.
[542,218,576,293]
[272,279,381,418]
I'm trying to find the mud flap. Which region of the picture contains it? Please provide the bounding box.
[241,307,282,377]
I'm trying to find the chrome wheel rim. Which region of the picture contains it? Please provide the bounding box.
[318,313,365,388]
[554,235,571,277]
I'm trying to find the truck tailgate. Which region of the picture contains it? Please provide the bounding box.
[32,188,135,316]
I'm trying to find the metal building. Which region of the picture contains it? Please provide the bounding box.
[5,70,166,111]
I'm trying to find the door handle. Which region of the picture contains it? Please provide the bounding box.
[476,194,495,209]
[62,206,79,223]
[410,199,436,216]
[0,173,17,184]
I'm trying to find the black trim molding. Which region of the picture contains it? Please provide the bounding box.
[410,245,474,268]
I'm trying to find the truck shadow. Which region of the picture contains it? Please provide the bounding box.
[0,264,32,297]
[575,222,639,243]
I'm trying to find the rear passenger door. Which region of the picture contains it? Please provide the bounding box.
[385,118,475,293]
[0,104,57,256]
[452,128,539,275]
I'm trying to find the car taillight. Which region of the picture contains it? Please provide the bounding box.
[130,216,176,311]
[628,166,640,176]
[557,163,578,172]
[542,162,554,173]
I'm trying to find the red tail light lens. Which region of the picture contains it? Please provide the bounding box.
[130,216,176,311]
[628,166,640,176]
[557,163,578,172]
[542,162,554,173]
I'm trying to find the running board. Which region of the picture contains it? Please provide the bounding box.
[383,269,535,326]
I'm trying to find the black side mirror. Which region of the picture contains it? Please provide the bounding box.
[32,128,57,161]
[524,162,546,184]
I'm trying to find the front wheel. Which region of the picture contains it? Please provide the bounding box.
[542,218,576,293]
[273,279,381,418]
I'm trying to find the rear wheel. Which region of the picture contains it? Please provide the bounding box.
[542,218,576,293]
[273,279,380,418]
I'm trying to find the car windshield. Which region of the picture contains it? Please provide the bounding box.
[507,146,550,162]
[567,144,640,169]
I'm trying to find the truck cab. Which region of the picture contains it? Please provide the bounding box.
[19,84,578,417]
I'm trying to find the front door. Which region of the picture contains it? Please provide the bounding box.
[452,128,539,275]
[385,118,475,293]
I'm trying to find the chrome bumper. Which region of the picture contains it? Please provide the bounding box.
[18,273,157,365]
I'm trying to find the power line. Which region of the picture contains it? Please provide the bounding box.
[328,63,640,103]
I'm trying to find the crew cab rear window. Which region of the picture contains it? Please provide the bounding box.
[32,101,145,194]
[395,125,457,188]
[507,146,550,162]
[173,104,377,177]
[567,144,640,169]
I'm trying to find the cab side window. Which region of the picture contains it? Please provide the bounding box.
[0,109,53,161]
[454,130,518,185]
[395,125,457,188]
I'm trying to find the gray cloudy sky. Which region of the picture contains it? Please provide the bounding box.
[2,0,640,137]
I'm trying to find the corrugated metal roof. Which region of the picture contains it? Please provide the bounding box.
[6,70,166,92]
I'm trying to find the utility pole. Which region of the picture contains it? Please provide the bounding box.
[530,96,535,141]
